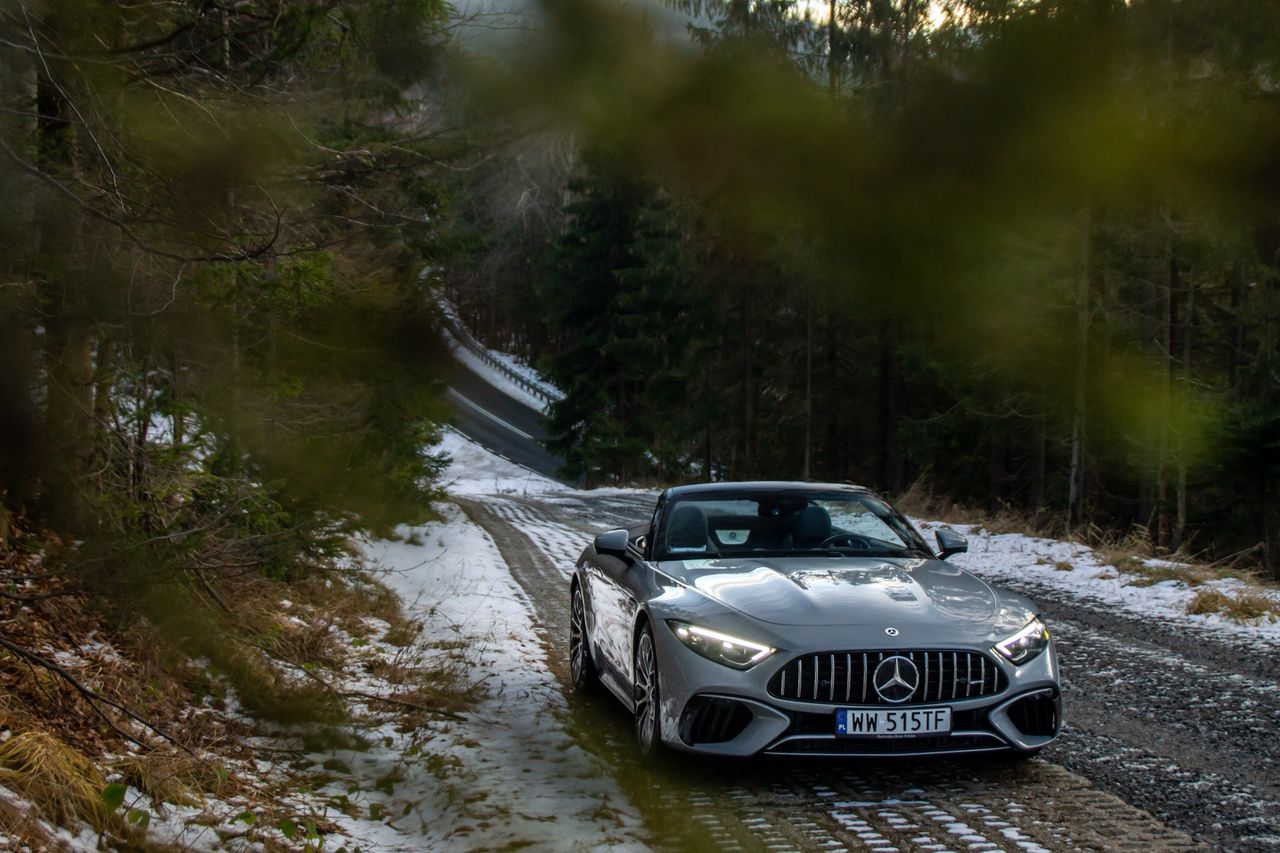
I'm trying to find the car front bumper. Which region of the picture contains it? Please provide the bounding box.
[654,620,1062,757]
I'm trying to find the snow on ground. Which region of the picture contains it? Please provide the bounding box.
[434,426,653,501]
[913,519,1280,649]
[360,505,647,851]
[436,426,565,495]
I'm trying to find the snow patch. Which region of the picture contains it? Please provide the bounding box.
[357,503,648,851]
[436,426,565,496]
[914,519,1280,649]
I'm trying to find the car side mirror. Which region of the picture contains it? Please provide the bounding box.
[594,528,630,558]
[935,527,968,559]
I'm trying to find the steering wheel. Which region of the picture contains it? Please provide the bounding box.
[816,533,871,549]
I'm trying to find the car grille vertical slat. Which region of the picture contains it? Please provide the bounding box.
[769,649,1005,705]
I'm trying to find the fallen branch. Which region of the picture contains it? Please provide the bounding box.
[0,634,191,753]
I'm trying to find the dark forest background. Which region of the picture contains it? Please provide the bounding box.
[446,0,1280,576]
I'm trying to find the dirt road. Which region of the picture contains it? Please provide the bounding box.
[453,489,1278,852]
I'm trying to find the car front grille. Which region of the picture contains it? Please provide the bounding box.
[767,649,1006,705]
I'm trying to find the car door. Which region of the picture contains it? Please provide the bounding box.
[586,545,631,676]
[588,524,651,680]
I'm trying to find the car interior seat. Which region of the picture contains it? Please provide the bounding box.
[794,505,832,547]
[666,504,710,554]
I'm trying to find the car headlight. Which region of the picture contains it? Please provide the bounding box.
[666,621,774,669]
[994,617,1050,665]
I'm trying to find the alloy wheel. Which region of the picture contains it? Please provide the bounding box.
[634,627,660,754]
[570,585,590,686]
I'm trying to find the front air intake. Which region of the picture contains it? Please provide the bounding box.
[1005,690,1060,738]
[679,696,753,745]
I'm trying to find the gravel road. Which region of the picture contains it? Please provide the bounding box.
[453,490,1270,852]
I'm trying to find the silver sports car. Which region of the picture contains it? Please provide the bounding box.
[569,482,1061,758]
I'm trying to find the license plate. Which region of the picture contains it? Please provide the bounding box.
[835,707,951,738]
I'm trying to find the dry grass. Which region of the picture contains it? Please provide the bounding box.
[895,477,1048,537]
[1186,588,1279,622]
[1186,589,1231,615]
[1096,548,1148,575]
[1093,525,1156,575]
[1127,564,1205,587]
[0,726,107,829]
[0,513,484,848]
[362,647,482,716]
[113,749,225,808]
[269,616,344,670]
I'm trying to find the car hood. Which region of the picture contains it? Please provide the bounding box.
[657,556,1001,627]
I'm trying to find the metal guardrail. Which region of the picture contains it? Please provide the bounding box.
[441,311,561,406]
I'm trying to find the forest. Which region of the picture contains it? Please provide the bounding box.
[446,0,1280,576]
[1,0,457,601]
[0,0,1278,847]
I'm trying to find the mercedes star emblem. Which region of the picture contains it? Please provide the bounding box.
[872,655,920,703]
[884,627,900,637]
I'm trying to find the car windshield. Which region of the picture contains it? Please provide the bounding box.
[656,489,931,560]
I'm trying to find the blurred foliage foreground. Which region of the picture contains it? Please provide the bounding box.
[0,3,457,616]
[451,0,1280,576]
[0,0,464,839]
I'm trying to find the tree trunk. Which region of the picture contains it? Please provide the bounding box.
[1175,277,1194,546]
[742,291,758,478]
[875,318,893,491]
[803,295,813,480]
[36,40,93,530]
[1066,205,1090,531]
[1155,222,1175,549]
[988,429,1006,513]
[828,0,838,95]
[1030,415,1047,521]
[1228,265,1243,390]
[823,318,840,479]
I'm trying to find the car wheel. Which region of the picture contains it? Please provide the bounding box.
[569,583,597,691]
[633,623,663,757]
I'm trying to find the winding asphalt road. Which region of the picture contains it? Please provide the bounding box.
[446,355,564,479]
